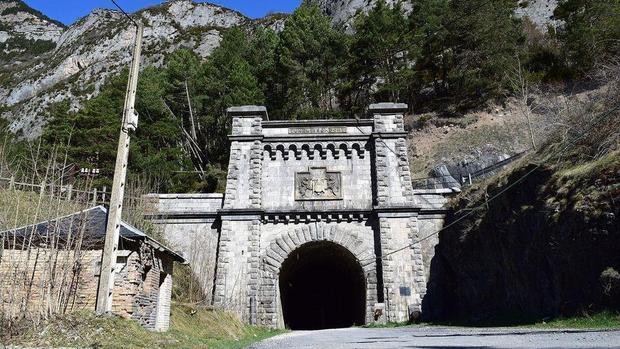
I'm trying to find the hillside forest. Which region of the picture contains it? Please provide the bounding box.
[1,0,619,193]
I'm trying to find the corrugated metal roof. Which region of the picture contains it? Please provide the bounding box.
[2,206,185,262]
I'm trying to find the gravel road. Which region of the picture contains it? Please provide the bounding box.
[248,326,620,349]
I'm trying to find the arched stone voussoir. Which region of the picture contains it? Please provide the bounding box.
[263,256,280,273]
[294,227,306,246]
[266,248,285,264]
[360,257,378,272]
[340,233,360,251]
[263,226,371,274]
[272,241,289,260]
[348,239,367,257]
[320,226,333,241]
[282,234,296,252]
[287,229,301,246]
[301,225,312,242]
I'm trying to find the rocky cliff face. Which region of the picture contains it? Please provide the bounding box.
[515,0,559,29]
[317,0,559,30]
[316,0,411,30]
[422,158,620,323]
[0,0,561,138]
[0,0,249,137]
[0,0,64,67]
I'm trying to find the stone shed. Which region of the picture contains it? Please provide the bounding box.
[0,206,185,332]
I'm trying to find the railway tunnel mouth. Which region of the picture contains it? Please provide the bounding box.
[278,241,366,330]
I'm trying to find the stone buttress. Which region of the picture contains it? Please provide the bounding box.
[370,103,427,322]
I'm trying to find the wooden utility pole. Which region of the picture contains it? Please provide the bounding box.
[96,23,144,314]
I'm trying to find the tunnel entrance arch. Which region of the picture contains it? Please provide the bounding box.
[279,241,366,330]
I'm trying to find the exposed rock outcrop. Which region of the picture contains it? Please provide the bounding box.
[0,0,561,137]
[515,0,559,29]
[317,0,559,31]
[0,0,64,67]
[316,0,411,30]
[423,159,620,323]
[427,147,516,189]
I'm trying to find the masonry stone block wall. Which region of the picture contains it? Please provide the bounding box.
[0,249,103,314]
[0,240,175,332]
[117,244,175,332]
[145,193,222,296]
[415,188,455,280]
[148,103,454,328]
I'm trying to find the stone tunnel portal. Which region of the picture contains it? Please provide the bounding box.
[278,241,366,330]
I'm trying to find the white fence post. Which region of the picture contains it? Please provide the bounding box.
[67,184,73,201]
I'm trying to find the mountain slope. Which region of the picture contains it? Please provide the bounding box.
[0,0,64,67]
[317,0,559,30]
[422,63,620,323]
[0,0,563,138]
[423,152,620,322]
[0,0,248,137]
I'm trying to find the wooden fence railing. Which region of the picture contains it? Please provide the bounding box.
[0,176,110,205]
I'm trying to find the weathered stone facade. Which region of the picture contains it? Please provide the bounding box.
[0,207,182,332]
[147,103,454,328]
[0,242,175,331]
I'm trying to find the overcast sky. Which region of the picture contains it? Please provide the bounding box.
[24,0,302,25]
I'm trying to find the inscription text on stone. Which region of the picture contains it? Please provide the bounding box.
[289,127,347,135]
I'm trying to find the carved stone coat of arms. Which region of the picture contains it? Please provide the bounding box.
[295,167,342,201]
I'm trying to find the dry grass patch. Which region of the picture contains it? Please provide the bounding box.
[5,305,283,348]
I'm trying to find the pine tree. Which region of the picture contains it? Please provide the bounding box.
[275,2,347,119]
[407,0,523,111]
[409,0,451,107]
[449,0,522,107]
[200,27,264,164]
[554,0,620,75]
[42,68,190,190]
[247,27,280,111]
[341,0,414,115]
[161,29,264,168]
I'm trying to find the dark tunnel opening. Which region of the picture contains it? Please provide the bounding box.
[279,241,366,330]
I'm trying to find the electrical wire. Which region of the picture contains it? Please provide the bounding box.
[360,102,620,264]
[110,0,138,27]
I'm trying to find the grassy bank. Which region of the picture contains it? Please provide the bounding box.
[364,311,620,330]
[4,305,283,348]
[531,311,620,330]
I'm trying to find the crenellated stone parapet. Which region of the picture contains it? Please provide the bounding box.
[263,141,369,161]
